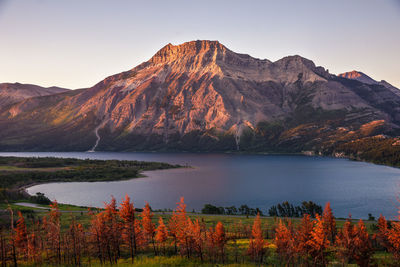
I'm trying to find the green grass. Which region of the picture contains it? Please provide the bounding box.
[0,165,69,172]
[0,208,391,266]
[0,165,23,170]
[1,202,380,231]
[57,203,91,211]
[19,256,264,267]
[0,156,181,190]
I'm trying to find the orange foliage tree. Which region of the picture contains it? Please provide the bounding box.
[214,222,227,263]
[173,197,192,258]
[155,217,168,255]
[386,220,400,261]
[104,196,122,264]
[168,197,187,254]
[3,195,400,266]
[376,213,400,261]
[89,211,107,264]
[27,220,42,264]
[275,219,296,265]
[191,219,205,262]
[167,212,179,254]
[67,217,84,266]
[295,214,315,263]
[47,201,61,264]
[377,214,390,251]
[141,202,156,254]
[336,217,373,266]
[14,211,28,261]
[247,213,265,264]
[354,219,373,266]
[206,226,217,263]
[119,195,139,262]
[335,217,357,265]
[322,202,336,243]
[307,214,329,266]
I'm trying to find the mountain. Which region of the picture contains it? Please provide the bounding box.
[339,70,379,85]
[1,40,400,156]
[339,70,400,97]
[0,83,69,109]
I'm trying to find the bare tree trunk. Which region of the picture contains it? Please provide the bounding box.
[130,237,134,263]
[8,206,17,267]
[151,235,157,256]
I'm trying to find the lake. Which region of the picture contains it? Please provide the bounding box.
[1,151,400,219]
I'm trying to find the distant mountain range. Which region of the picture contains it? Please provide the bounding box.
[1,40,400,163]
[338,71,400,97]
[0,83,69,109]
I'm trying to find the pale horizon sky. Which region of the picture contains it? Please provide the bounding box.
[1,0,399,89]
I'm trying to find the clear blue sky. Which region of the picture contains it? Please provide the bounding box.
[0,0,399,89]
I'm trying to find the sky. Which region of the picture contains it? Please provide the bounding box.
[0,0,399,89]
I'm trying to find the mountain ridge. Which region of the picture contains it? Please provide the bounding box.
[0,82,70,109]
[0,40,400,156]
[339,70,400,96]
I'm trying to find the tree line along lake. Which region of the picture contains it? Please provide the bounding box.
[0,151,399,219]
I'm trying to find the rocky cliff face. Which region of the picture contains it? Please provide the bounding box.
[1,40,400,152]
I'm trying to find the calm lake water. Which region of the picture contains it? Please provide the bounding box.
[1,151,400,219]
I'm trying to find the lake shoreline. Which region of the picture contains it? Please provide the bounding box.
[4,151,400,219]
[0,156,182,208]
[20,168,175,199]
[3,149,397,170]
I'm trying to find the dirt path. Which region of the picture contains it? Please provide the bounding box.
[14,202,50,209]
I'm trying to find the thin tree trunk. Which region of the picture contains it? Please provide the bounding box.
[8,207,17,267]
[174,236,177,254]
[151,235,157,256]
[130,237,134,263]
